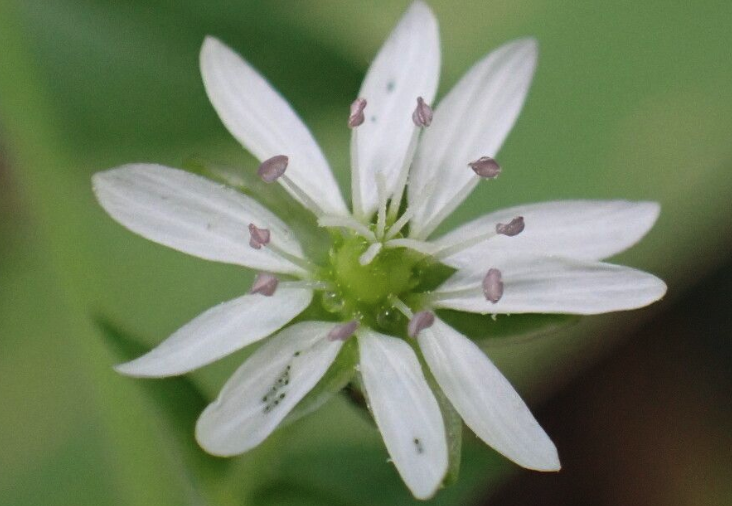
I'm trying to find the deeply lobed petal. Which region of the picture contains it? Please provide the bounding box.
[408,39,538,238]
[354,1,440,217]
[433,254,667,315]
[200,37,347,216]
[418,318,560,471]
[437,200,661,267]
[359,329,448,500]
[196,321,343,456]
[115,287,312,377]
[93,164,306,275]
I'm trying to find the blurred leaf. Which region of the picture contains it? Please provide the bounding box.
[95,317,229,489]
[437,310,579,346]
[250,481,355,506]
[283,338,358,427]
[269,440,505,506]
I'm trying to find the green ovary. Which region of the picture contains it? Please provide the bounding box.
[330,235,420,309]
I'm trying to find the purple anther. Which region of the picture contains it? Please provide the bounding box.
[257,155,289,183]
[348,98,367,128]
[249,273,279,296]
[496,216,525,237]
[482,268,504,303]
[327,320,359,341]
[248,223,271,249]
[412,97,433,127]
[468,157,502,179]
[407,310,435,338]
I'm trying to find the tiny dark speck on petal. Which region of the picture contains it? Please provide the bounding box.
[386,80,396,92]
[370,116,377,123]
[413,437,424,454]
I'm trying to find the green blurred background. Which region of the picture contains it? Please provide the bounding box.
[1,1,731,505]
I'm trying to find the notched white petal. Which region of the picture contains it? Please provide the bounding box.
[93,164,305,275]
[359,330,448,500]
[433,254,667,315]
[437,200,661,268]
[196,321,343,456]
[418,318,560,471]
[200,36,347,216]
[408,38,538,238]
[114,287,312,377]
[353,1,440,216]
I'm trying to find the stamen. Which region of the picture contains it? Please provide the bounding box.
[496,216,525,237]
[327,320,359,341]
[387,126,421,222]
[383,237,438,256]
[279,174,326,217]
[432,229,497,260]
[249,273,279,296]
[359,242,382,266]
[468,157,501,179]
[411,176,477,240]
[350,107,365,219]
[280,280,334,291]
[412,97,433,127]
[376,172,388,239]
[248,223,271,249]
[348,98,367,128]
[385,176,438,240]
[407,310,435,338]
[318,215,377,241]
[389,296,414,319]
[258,155,289,183]
[482,268,503,303]
[265,242,317,274]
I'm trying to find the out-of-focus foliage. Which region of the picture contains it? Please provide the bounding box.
[1,0,731,505]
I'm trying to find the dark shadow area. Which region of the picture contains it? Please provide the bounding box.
[483,257,732,505]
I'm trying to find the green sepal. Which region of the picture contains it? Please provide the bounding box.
[282,337,359,426]
[436,310,579,345]
[94,316,229,481]
[434,383,463,488]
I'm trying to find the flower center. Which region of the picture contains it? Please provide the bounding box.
[331,236,420,306]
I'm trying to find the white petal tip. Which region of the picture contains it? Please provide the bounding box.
[513,37,539,54]
[407,0,435,17]
[113,360,153,378]
[530,452,561,472]
[201,35,222,53]
[194,419,239,458]
[513,441,561,472]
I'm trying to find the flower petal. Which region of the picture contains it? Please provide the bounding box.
[437,200,661,267]
[433,254,667,315]
[354,1,440,216]
[418,318,559,471]
[200,37,347,216]
[114,286,312,377]
[408,39,538,238]
[93,164,306,275]
[196,321,343,456]
[359,329,447,500]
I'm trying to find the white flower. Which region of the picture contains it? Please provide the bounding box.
[92,2,666,500]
